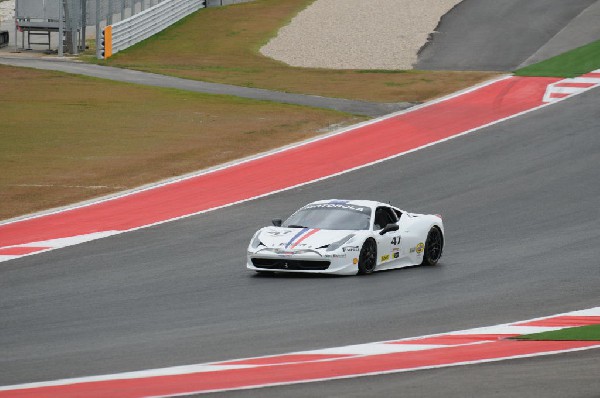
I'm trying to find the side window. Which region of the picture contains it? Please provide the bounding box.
[374,207,397,230]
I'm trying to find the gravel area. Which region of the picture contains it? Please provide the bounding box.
[260,0,463,69]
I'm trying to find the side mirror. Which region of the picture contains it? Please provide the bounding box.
[272,218,282,227]
[379,223,399,235]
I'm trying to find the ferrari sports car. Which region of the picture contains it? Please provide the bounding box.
[247,199,444,276]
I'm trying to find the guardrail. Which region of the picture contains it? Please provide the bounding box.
[206,0,255,5]
[99,0,205,59]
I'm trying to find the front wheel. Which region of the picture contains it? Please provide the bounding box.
[357,238,377,275]
[421,227,443,266]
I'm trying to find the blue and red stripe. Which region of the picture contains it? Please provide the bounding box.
[285,228,320,248]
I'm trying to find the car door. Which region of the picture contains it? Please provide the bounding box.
[373,206,402,266]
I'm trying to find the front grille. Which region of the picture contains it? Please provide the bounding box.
[251,258,330,270]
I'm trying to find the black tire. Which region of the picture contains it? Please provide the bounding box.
[421,227,443,266]
[357,238,377,275]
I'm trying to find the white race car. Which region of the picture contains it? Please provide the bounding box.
[247,200,444,276]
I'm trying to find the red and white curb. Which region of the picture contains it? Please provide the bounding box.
[2,72,600,264]
[1,307,598,397]
[0,75,556,262]
[0,231,120,262]
[542,69,600,102]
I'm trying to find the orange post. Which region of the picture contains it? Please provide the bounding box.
[104,25,113,59]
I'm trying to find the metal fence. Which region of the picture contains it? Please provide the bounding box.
[14,0,255,56]
[15,0,167,54]
[104,0,204,58]
[206,0,255,5]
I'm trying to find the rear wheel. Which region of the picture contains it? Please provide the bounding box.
[357,238,377,275]
[421,227,443,266]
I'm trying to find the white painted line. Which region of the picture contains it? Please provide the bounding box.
[448,326,563,335]
[0,364,255,392]
[568,308,600,316]
[563,77,600,84]
[0,255,19,261]
[297,343,448,356]
[551,86,587,95]
[15,231,121,248]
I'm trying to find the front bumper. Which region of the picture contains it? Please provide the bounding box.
[246,249,359,276]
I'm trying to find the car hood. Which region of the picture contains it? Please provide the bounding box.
[257,227,355,250]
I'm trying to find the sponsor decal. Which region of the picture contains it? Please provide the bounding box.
[342,246,360,252]
[410,247,416,253]
[266,230,292,236]
[325,254,346,259]
[304,204,367,213]
[381,254,390,262]
[353,258,358,264]
[393,252,400,259]
[416,242,425,254]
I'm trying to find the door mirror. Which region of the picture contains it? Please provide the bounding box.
[379,223,399,235]
[272,218,282,227]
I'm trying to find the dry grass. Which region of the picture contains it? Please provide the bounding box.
[94,0,498,103]
[3,0,500,220]
[0,64,362,220]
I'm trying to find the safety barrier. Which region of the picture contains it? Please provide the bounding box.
[206,0,255,5]
[100,0,205,59]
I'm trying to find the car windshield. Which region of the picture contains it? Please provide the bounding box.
[283,203,372,230]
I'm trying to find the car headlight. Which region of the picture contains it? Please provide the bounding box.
[326,234,355,252]
[249,232,264,250]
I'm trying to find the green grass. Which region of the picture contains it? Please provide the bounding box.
[515,39,600,78]
[514,325,600,341]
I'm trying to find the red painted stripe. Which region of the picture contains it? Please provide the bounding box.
[553,82,595,88]
[2,341,596,398]
[290,228,320,249]
[390,334,518,345]
[515,316,600,327]
[0,77,559,249]
[220,353,353,366]
[0,247,51,255]
[549,92,571,99]
[582,72,600,78]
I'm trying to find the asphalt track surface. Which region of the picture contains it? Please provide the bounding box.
[1,83,599,397]
[0,56,411,117]
[416,0,599,71]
